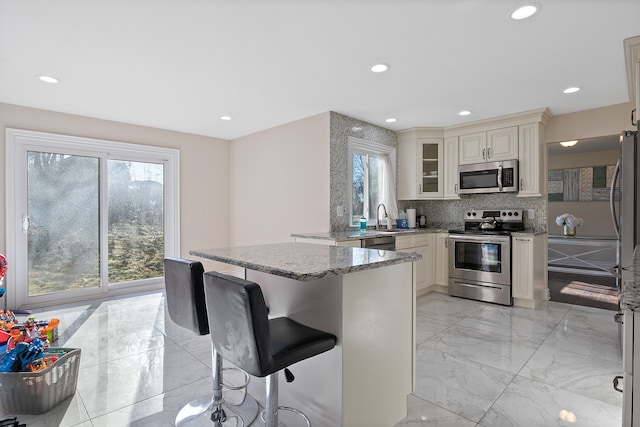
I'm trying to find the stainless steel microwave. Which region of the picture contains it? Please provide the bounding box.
[458,160,518,194]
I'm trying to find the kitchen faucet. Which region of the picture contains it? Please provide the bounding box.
[376,203,388,230]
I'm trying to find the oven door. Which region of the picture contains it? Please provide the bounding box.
[448,233,511,286]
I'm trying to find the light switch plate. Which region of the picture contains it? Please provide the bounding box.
[527,209,535,219]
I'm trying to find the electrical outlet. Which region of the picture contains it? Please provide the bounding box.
[527,209,535,219]
[337,205,344,217]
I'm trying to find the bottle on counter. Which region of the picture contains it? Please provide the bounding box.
[360,215,367,231]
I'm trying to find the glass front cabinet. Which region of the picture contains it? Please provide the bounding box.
[416,139,443,198]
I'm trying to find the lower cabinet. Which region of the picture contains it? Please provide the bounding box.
[397,234,433,294]
[434,233,449,288]
[511,234,547,307]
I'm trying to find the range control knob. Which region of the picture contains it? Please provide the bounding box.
[502,212,507,216]
[508,211,513,216]
[514,211,519,216]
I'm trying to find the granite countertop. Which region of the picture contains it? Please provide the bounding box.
[190,242,421,282]
[620,245,640,311]
[293,226,545,241]
[292,227,450,242]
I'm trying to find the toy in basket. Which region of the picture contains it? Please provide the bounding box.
[0,348,81,414]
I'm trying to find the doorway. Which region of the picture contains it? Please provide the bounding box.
[546,135,621,311]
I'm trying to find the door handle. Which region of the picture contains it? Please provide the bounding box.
[482,148,486,160]
[22,214,29,233]
[487,147,491,159]
[613,375,624,393]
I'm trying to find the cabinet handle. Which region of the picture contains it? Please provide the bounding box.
[632,108,637,126]
[487,147,491,159]
[418,184,422,194]
[454,184,458,193]
[445,238,448,248]
[613,375,624,393]
[520,178,524,190]
[482,148,486,160]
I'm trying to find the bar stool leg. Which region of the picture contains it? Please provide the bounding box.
[175,343,259,427]
[265,373,278,427]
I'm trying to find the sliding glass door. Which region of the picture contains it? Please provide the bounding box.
[6,129,179,307]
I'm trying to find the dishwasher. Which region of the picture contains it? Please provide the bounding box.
[361,235,396,250]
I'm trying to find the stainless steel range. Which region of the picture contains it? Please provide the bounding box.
[448,209,524,306]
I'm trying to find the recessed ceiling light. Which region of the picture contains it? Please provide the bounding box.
[458,110,472,116]
[563,87,581,94]
[220,116,232,121]
[385,118,397,123]
[560,140,578,147]
[370,63,390,73]
[37,75,60,84]
[510,4,540,20]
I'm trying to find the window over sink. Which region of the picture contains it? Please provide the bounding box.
[347,137,398,227]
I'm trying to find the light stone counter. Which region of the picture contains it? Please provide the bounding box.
[190,242,420,281]
[291,227,448,243]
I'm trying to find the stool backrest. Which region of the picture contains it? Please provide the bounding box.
[203,271,271,377]
[163,257,209,335]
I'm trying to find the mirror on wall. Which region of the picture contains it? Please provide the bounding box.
[547,134,620,237]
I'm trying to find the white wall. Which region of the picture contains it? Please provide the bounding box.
[0,103,231,272]
[229,112,330,246]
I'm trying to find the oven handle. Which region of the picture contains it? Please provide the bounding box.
[456,281,505,291]
[448,234,510,244]
[497,164,503,192]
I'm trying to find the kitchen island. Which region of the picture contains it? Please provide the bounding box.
[190,242,420,427]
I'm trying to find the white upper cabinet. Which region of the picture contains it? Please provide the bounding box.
[398,109,549,200]
[518,122,545,197]
[417,139,444,198]
[398,129,450,200]
[624,36,640,119]
[443,136,460,199]
[459,126,518,165]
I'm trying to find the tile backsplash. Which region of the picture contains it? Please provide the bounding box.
[329,112,397,231]
[398,193,547,232]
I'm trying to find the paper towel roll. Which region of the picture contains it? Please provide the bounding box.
[407,209,417,228]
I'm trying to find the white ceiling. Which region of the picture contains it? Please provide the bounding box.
[1,1,639,141]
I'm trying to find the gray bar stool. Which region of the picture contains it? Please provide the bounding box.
[203,271,337,427]
[163,258,259,426]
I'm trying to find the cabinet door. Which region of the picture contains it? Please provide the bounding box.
[443,136,459,199]
[414,245,429,293]
[518,123,543,197]
[397,138,418,200]
[417,139,443,198]
[459,132,487,165]
[512,237,533,299]
[487,126,518,161]
[435,233,449,286]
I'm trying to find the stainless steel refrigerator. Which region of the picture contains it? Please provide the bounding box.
[615,124,639,426]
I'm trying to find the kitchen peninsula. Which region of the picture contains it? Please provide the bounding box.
[190,242,420,427]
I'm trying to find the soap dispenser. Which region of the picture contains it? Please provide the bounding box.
[360,215,367,231]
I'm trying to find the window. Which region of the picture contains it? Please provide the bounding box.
[348,137,398,227]
[5,129,179,307]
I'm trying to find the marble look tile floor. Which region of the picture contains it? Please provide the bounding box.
[0,291,623,426]
[397,292,623,427]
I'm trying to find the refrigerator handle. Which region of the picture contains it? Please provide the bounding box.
[632,108,636,127]
[610,159,620,239]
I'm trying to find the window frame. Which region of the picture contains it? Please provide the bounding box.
[347,136,395,228]
[5,128,180,308]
